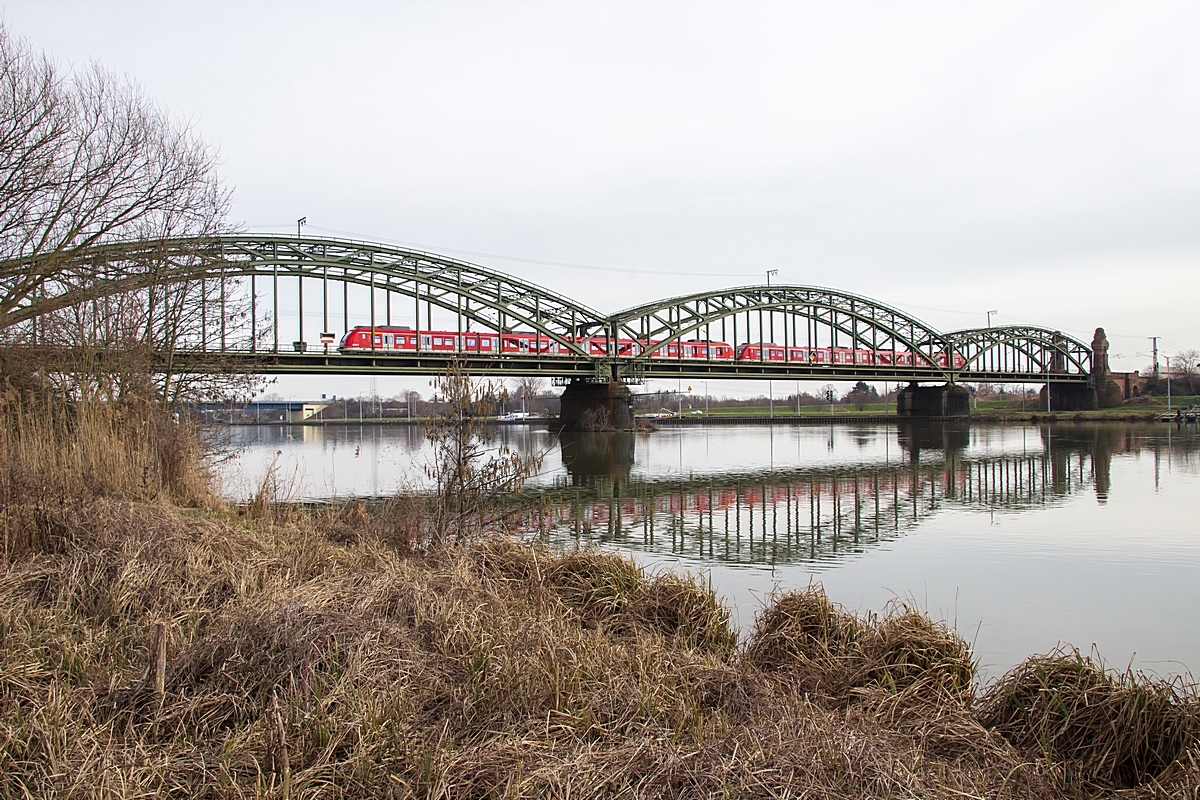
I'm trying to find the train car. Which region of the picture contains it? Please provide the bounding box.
[339,325,969,368]
[499,333,566,354]
[341,326,581,355]
[596,338,736,359]
[340,327,509,354]
[668,340,736,359]
[830,348,878,365]
[339,326,418,352]
[737,344,826,362]
[934,352,967,368]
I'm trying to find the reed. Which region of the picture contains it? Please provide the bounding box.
[743,587,976,707]
[979,647,1199,789]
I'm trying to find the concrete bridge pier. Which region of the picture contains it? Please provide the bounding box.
[1038,382,1098,412]
[894,383,971,418]
[558,380,634,431]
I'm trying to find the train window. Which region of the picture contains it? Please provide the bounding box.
[432,337,442,346]
[482,338,492,348]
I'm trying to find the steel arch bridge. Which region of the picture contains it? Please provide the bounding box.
[3,233,1093,385]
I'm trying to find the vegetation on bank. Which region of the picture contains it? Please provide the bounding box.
[1,390,1199,799]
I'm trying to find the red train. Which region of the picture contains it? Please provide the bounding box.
[338,326,967,367]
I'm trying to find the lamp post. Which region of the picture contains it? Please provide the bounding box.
[296,217,307,350]
[987,309,998,328]
[766,269,778,286]
[703,381,709,415]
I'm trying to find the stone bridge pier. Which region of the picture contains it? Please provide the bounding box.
[557,380,635,431]
[894,383,970,418]
[1039,382,1098,412]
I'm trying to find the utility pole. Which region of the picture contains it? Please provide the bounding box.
[1046,359,1051,412]
[1166,356,1172,411]
[1150,337,1160,379]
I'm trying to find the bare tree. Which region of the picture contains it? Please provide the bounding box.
[0,25,230,331]
[0,24,252,407]
[512,376,547,409]
[1173,349,1200,395]
[424,362,544,545]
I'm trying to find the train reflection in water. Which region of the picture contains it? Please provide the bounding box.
[508,423,1198,569]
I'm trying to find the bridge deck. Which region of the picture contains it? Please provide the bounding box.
[167,350,1092,383]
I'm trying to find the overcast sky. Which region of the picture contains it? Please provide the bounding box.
[7,1,1199,398]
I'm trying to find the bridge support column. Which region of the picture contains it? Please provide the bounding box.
[1039,382,1098,412]
[1090,327,1138,408]
[894,383,970,418]
[558,380,634,431]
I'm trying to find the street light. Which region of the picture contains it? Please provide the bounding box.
[766,269,778,286]
[987,309,998,328]
[296,217,307,351]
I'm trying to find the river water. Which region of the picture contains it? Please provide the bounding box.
[219,421,1200,680]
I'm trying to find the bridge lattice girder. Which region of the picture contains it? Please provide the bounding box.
[2,234,1095,380]
[608,285,946,359]
[1,235,609,355]
[944,326,1092,375]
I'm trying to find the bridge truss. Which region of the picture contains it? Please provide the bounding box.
[2,233,1093,384]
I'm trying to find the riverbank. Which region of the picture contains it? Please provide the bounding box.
[1,495,1197,798]
[225,407,1180,427]
[3,402,1198,798]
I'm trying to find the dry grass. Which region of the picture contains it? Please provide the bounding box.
[2,498,1196,798]
[0,396,211,509]
[743,587,975,707]
[979,647,1199,790]
[0,405,1197,798]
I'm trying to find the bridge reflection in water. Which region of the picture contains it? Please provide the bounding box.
[508,423,1193,569]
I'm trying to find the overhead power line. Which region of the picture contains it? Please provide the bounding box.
[249,223,754,278]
